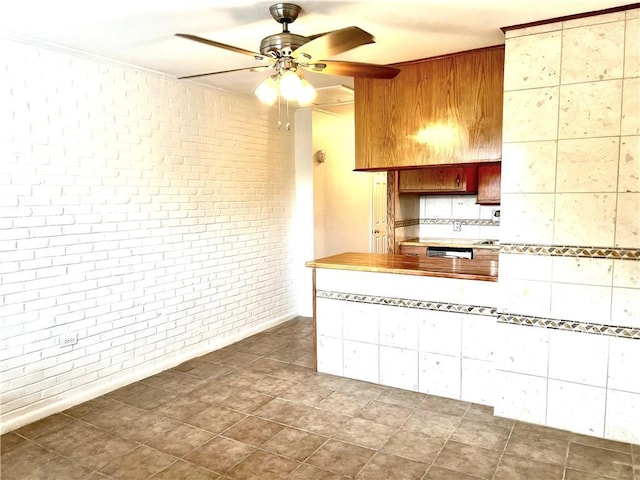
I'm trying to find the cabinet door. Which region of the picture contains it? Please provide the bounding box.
[476,162,501,204]
[355,46,504,171]
[399,166,478,194]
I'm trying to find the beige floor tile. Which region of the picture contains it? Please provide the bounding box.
[222,415,285,446]
[112,411,181,442]
[151,395,210,421]
[288,463,348,479]
[418,395,470,417]
[402,409,461,438]
[505,427,570,466]
[570,432,633,453]
[307,439,376,477]
[434,440,501,479]
[357,400,413,428]
[14,413,73,439]
[184,436,255,473]
[0,432,26,453]
[261,427,328,461]
[184,404,246,433]
[376,388,426,408]
[494,454,564,480]
[140,370,207,393]
[0,442,58,479]
[106,382,178,409]
[290,405,351,436]
[566,443,634,479]
[450,418,511,451]
[98,445,176,480]
[334,417,396,450]
[279,383,335,405]
[253,398,308,425]
[217,388,275,413]
[317,390,374,416]
[355,452,428,480]
[227,450,300,479]
[46,430,137,471]
[564,469,617,480]
[382,429,445,463]
[148,460,220,479]
[146,423,214,457]
[424,465,484,479]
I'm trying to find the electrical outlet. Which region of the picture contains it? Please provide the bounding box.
[59,334,78,347]
[453,220,462,232]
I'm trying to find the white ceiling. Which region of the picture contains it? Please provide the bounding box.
[1,0,631,100]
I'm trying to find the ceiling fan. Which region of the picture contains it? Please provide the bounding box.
[175,2,400,111]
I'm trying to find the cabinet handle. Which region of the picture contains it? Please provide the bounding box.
[456,174,461,187]
[374,230,380,233]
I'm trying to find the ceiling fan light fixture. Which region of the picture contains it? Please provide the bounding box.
[279,69,303,101]
[255,75,279,105]
[297,78,317,106]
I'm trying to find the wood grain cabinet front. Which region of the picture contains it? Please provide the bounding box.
[355,46,504,171]
[476,162,501,205]
[399,166,478,194]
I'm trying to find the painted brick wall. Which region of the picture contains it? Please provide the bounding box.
[0,38,297,432]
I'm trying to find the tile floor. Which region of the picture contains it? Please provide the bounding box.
[1,317,638,480]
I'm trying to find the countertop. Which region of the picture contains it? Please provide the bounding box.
[399,237,500,249]
[305,252,498,282]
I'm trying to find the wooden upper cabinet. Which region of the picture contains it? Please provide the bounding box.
[476,162,501,205]
[354,46,504,170]
[398,166,478,194]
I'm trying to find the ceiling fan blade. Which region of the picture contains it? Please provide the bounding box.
[293,26,374,61]
[178,65,270,80]
[307,60,400,79]
[175,33,266,61]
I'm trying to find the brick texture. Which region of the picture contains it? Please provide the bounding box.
[0,38,297,431]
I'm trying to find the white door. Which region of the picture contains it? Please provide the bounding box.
[371,172,388,253]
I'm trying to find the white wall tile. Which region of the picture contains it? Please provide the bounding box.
[550,283,612,325]
[343,302,378,344]
[621,78,640,135]
[317,336,343,376]
[561,21,625,84]
[547,380,605,437]
[498,254,552,282]
[553,193,616,246]
[343,340,378,384]
[504,31,561,90]
[618,136,639,194]
[615,193,640,247]
[563,11,625,28]
[608,337,640,393]
[611,287,640,328]
[558,80,623,139]
[461,315,495,361]
[556,137,619,193]
[418,310,462,356]
[501,141,557,194]
[418,352,461,399]
[379,306,419,350]
[551,257,613,287]
[379,346,418,392]
[613,259,640,288]
[494,370,547,425]
[503,87,560,142]
[315,298,343,338]
[462,279,499,308]
[605,389,640,444]
[494,323,549,377]
[452,196,480,219]
[461,358,494,406]
[497,279,552,318]
[624,16,640,78]
[500,193,555,244]
[548,330,609,387]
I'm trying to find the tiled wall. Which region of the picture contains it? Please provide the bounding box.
[0,38,297,433]
[315,269,498,406]
[497,8,640,442]
[418,195,500,239]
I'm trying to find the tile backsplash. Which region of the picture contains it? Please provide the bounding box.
[418,195,500,239]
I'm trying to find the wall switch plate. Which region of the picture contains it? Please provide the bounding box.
[59,333,78,347]
[453,220,462,231]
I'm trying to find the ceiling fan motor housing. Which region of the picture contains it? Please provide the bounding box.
[260,32,309,57]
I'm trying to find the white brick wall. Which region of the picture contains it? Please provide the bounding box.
[0,38,297,432]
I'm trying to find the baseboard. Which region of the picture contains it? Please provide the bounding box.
[0,312,297,434]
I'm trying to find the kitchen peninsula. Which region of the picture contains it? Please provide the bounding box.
[306,252,498,405]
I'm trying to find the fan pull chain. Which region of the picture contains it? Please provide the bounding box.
[286,99,291,131]
[277,93,282,129]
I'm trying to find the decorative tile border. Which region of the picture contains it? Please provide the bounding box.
[497,313,640,340]
[501,243,640,261]
[394,218,500,228]
[317,290,640,340]
[317,290,496,317]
